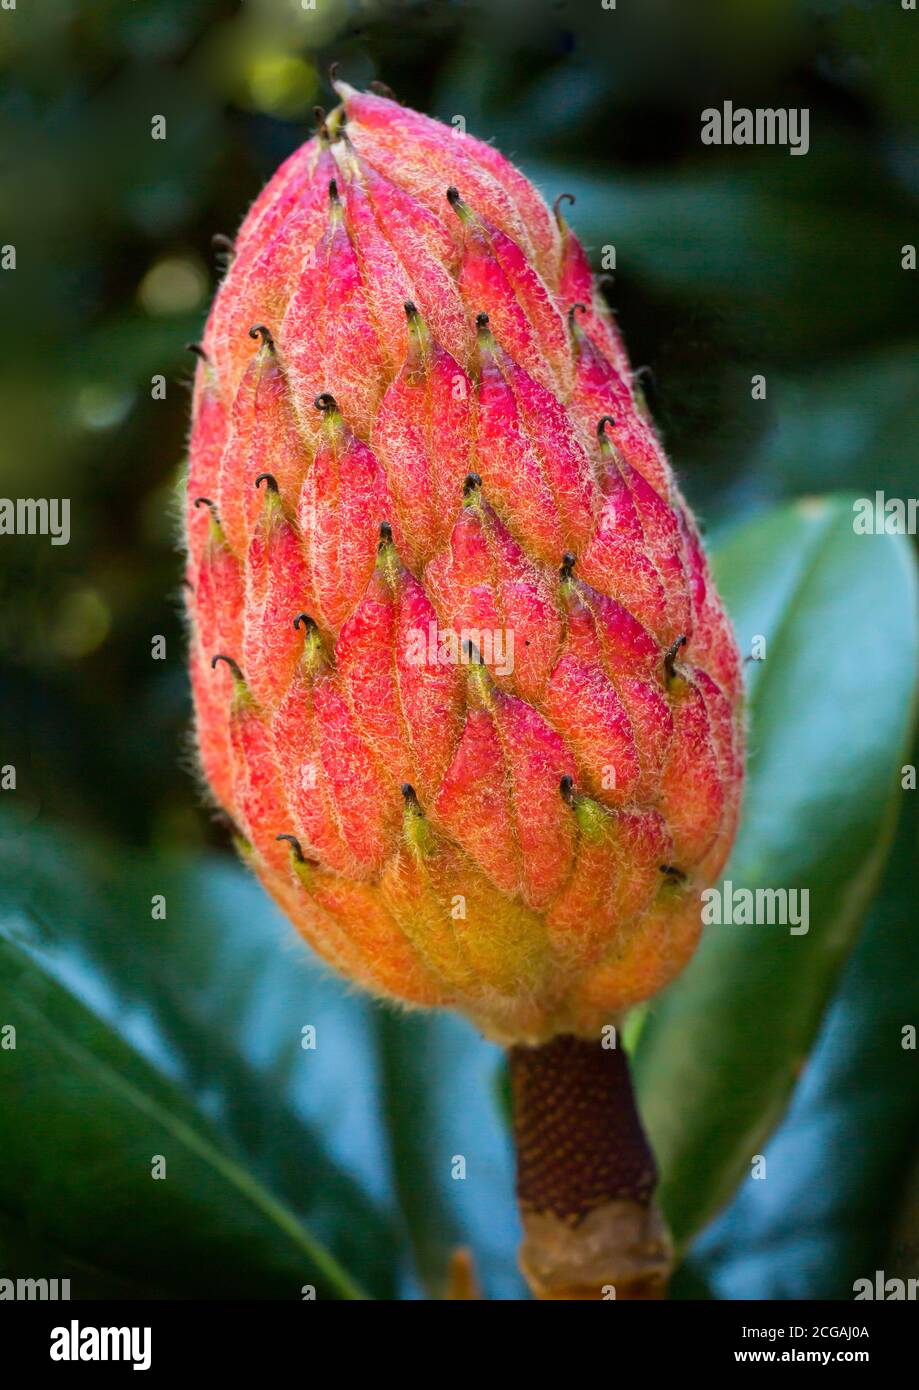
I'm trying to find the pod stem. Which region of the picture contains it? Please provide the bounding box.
[508,1033,673,1299]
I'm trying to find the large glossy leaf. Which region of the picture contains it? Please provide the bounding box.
[0,817,394,1299]
[689,773,919,1297]
[0,813,522,1298]
[633,495,919,1246]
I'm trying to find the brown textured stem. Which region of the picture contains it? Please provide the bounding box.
[509,1034,673,1300]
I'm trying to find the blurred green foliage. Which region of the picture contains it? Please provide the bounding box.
[1,0,918,1298]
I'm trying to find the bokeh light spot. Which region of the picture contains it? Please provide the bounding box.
[138,255,209,316]
[52,588,112,660]
[74,383,135,432]
[243,53,318,117]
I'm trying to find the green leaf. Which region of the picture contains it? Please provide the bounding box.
[0,818,398,1299]
[688,775,919,1297]
[0,812,524,1298]
[374,1010,523,1299]
[633,495,919,1246]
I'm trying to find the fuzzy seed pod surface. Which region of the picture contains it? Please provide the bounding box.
[185,83,744,1045]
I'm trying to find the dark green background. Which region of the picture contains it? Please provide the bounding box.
[0,0,917,1300]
